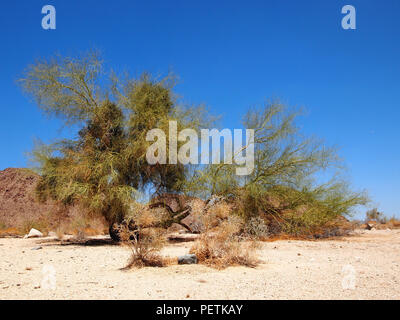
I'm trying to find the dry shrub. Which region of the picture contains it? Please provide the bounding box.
[312,216,355,238]
[369,216,400,230]
[121,227,170,268]
[55,225,66,239]
[190,215,260,269]
[121,203,171,269]
[387,217,400,229]
[131,202,167,227]
[20,218,51,236]
[0,201,107,238]
[1,217,51,237]
[200,200,233,231]
[188,198,207,215]
[0,220,22,237]
[54,213,108,240]
[243,216,270,239]
[0,227,24,237]
[69,215,89,240]
[208,202,232,220]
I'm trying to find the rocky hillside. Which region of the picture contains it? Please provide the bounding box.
[0,168,67,231]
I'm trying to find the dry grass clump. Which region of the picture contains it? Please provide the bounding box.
[0,226,24,237]
[200,200,234,231]
[20,215,52,236]
[386,217,400,229]
[190,215,261,269]
[54,214,108,240]
[121,203,172,269]
[130,202,167,227]
[360,209,400,231]
[243,216,270,239]
[207,201,232,220]
[122,227,170,268]
[1,215,53,237]
[0,204,108,238]
[360,217,400,230]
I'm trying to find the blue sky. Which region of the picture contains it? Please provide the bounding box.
[0,0,399,217]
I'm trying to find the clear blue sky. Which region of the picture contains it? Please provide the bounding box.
[0,0,399,217]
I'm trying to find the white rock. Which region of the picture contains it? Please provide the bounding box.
[26,228,43,238]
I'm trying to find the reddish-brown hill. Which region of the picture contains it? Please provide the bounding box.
[0,168,69,231]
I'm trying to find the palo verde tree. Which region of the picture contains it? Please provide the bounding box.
[181,102,368,235]
[19,51,367,238]
[19,51,209,236]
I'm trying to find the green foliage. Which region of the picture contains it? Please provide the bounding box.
[20,51,367,235]
[20,52,208,226]
[182,102,368,234]
[19,51,102,126]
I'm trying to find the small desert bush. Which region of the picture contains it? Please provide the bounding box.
[130,202,167,227]
[243,216,270,239]
[20,218,51,235]
[236,186,366,237]
[200,200,234,231]
[2,216,49,237]
[69,215,88,240]
[190,215,260,269]
[121,227,170,268]
[51,214,107,240]
[0,221,24,237]
[365,208,387,224]
[363,209,400,229]
[387,217,400,229]
[122,203,171,269]
[208,201,232,220]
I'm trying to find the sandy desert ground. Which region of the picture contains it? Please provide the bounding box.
[0,229,399,300]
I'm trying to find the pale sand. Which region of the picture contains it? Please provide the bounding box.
[0,229,399,300]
